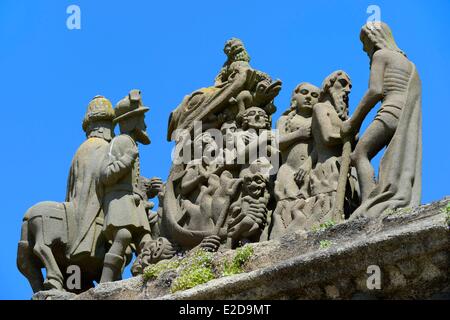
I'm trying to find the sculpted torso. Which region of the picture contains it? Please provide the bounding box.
[274,83,319,200]
[375,50,415,131]
[280,113,312,169]
[312,102,343,164]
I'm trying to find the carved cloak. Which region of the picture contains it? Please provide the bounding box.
[66,137,109,259]
[352,64,422,218]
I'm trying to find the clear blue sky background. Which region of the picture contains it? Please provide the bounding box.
[1,0,449,299]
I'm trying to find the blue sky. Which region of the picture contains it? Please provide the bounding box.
[1,0,449,299]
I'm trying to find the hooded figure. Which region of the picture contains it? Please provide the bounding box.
[66,95,115,260]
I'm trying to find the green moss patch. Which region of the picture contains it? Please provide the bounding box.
[444,203,450,226]
[171,249,215,293]
[143,259,181,280]
[312,220,336,232]
[143,244,255,293]
[221,245,254,277]
[319,240,332,249]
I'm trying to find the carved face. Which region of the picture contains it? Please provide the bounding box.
[329,74,352,120]
[361,32,376,59]
[292,83,320,113]
[135,114,151,145]
[221,121,237,146]
[193,132,218,159]
[242,107,269,130]
[255,79,282,105]
[224,38,250,63]
[242,173,267,199]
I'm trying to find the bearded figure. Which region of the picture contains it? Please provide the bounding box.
[303,70,360,228]
[99,89,154,283]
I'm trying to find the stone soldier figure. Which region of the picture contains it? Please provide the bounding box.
[66,95,115,261]
[100,89,153,283]
[18,95,116,292]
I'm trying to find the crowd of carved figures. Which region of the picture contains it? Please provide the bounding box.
[17,22,422,293]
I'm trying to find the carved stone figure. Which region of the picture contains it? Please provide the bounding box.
[137,176,165,239]
[304,71,359,226]
[268,71,359,239]
[341,22,422,218]
[178,132,225,233]
[18,23,425,294]
[161,38,281,252]
[167,38,280,141]
[215,38,252,87]
[17,96,115,292]
[99,90,153,283]
[267,84,320,239]
[227,163,271,248]
[130,177,177,275]
[274,83,320,201]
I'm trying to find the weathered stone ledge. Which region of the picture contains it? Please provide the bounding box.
[33,197,450,300]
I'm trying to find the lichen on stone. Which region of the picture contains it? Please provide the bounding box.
[384,207,412,216]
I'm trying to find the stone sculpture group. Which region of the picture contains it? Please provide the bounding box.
[17,22,422,293]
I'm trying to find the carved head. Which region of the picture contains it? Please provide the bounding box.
[221,121,237,147]
[254,79,282,107]
[115,90,151,145]
[320,71,351,121]
[237,107,270,131]
[242,172,267,199]
[360,22,405,59]
[193,132,219,160]
[82,95,115,141]
[224,38,250,64]
[291,83,320,114]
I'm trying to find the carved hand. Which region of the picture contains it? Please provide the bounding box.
[157,238,177,261]
[241,131,258,144]
[147,210,159,225]
[294,168,308,186]
[148,177,164,196]
[297,126,311,139]
[198,164,210,181]
[199,235,221,252]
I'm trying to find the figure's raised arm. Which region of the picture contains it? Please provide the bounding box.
[345,50,387,134]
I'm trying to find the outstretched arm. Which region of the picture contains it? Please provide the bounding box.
[347,50,386,133]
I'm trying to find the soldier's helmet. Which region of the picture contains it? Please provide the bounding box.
[82,95,115,132]
[114,89,149,124]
